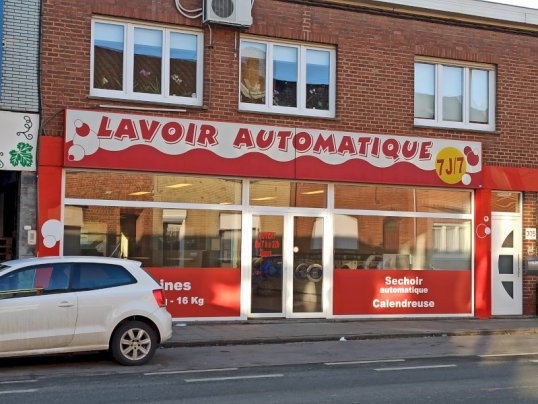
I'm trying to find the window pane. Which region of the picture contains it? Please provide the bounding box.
[273,45,297,108]
[415,189,471,214]
[250,180,327,208]
[306,49,330,111]
[169,32,197,98]
[470,69,488,124]
[334,184,414,211]
[133,28,162,94]
[73,263,136,290]
[492,191,520,213]
[422,218,471,270]
[65,171,242,205]
[414,63,435,119]
[442,65,463,122]
[64,206,242,269]
[240,41,266,104]
[93,22,124,90]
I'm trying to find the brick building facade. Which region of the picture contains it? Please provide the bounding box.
[36,0,538,320]
[0,0,40,260]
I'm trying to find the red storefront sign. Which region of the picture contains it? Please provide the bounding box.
[144,267,241,318]
[333,270,472,315]
[63,109,482,188]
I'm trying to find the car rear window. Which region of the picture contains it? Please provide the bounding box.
[72,263,137,291]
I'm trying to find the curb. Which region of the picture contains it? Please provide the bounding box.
[161,328,538,348]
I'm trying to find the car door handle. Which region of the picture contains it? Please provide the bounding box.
[58,301,74,307]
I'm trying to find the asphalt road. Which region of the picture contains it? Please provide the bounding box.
[3,334,538,403]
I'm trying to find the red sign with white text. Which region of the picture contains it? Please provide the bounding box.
[333,270,472,315]
[144,267,241,318]
[64,109,482,188]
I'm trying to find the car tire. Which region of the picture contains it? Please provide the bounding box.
[111,321,157,366]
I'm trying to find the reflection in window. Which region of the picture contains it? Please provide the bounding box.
[239,39,336,118]
[91,19,203,106]
[64,205,241,269]
[133,28,162,94]
[333,185,471,214]
[65,171,242,205]
[306,49,330,111]
[273,45,298,108]
[416,189,471,214]
[334,185,414,211]
[169,32,198,98]
[333,215,472,271]
[93,22,124,91]
[250,180,327,208]
[414,58,495,131]
[414,62,435,119]
[442,66,463,122]
[470,69,489,124]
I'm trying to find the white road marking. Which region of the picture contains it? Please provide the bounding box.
[0,389,37,395]
[479,352,538,358]
[145,368,238,376]
[0,380,37,385]
[185,374,284,383]
[374,364,457,371]
[325,359,405,366]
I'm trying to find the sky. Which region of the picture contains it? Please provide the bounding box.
[480,0,538,8]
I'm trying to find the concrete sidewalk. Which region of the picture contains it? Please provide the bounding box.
[164,316,538,348]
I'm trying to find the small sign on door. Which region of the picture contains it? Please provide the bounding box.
[525,228,537,240]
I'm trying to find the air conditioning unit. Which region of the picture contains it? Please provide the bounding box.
[203,0,253,27]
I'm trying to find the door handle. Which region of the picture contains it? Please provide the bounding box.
[518,254,521,278]
[58,301,74,307]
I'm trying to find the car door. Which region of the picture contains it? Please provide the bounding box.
[0,264,78,353]
[69,262,137,348]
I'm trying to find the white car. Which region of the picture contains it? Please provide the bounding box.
[0,256,173,366]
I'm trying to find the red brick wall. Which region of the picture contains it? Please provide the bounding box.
[41,0,538,171]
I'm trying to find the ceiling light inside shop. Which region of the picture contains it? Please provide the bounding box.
[302,190,325,195]
[220,202,232,205]
[165,183,192,189]
[251,196,277,201]
[129,191,151,196]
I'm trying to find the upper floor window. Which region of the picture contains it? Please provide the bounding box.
[414,58,495,132]
[91,20,203,106]
[240,39,336,118]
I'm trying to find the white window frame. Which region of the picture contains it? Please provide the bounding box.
[414,58,496,132]
[239,38,336,118]
[90,19,204,107]
[433,222,471,253]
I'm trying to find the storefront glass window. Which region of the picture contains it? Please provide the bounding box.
[416,188,471,214]
[334,185,471,214]
[65,171,242,205]
[334,185,414,211]
[333,215,471,271]
[250,180,327,208]
[63,205,241,269]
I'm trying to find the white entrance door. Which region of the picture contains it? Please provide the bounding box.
[491,214,522,315]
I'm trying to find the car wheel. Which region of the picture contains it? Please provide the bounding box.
[111,321,157,366]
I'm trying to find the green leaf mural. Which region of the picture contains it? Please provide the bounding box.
[9,143,34,168]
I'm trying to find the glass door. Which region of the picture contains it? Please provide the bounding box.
[291,216,324,315]
[250,215,285,315]
[249,213,324,317]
